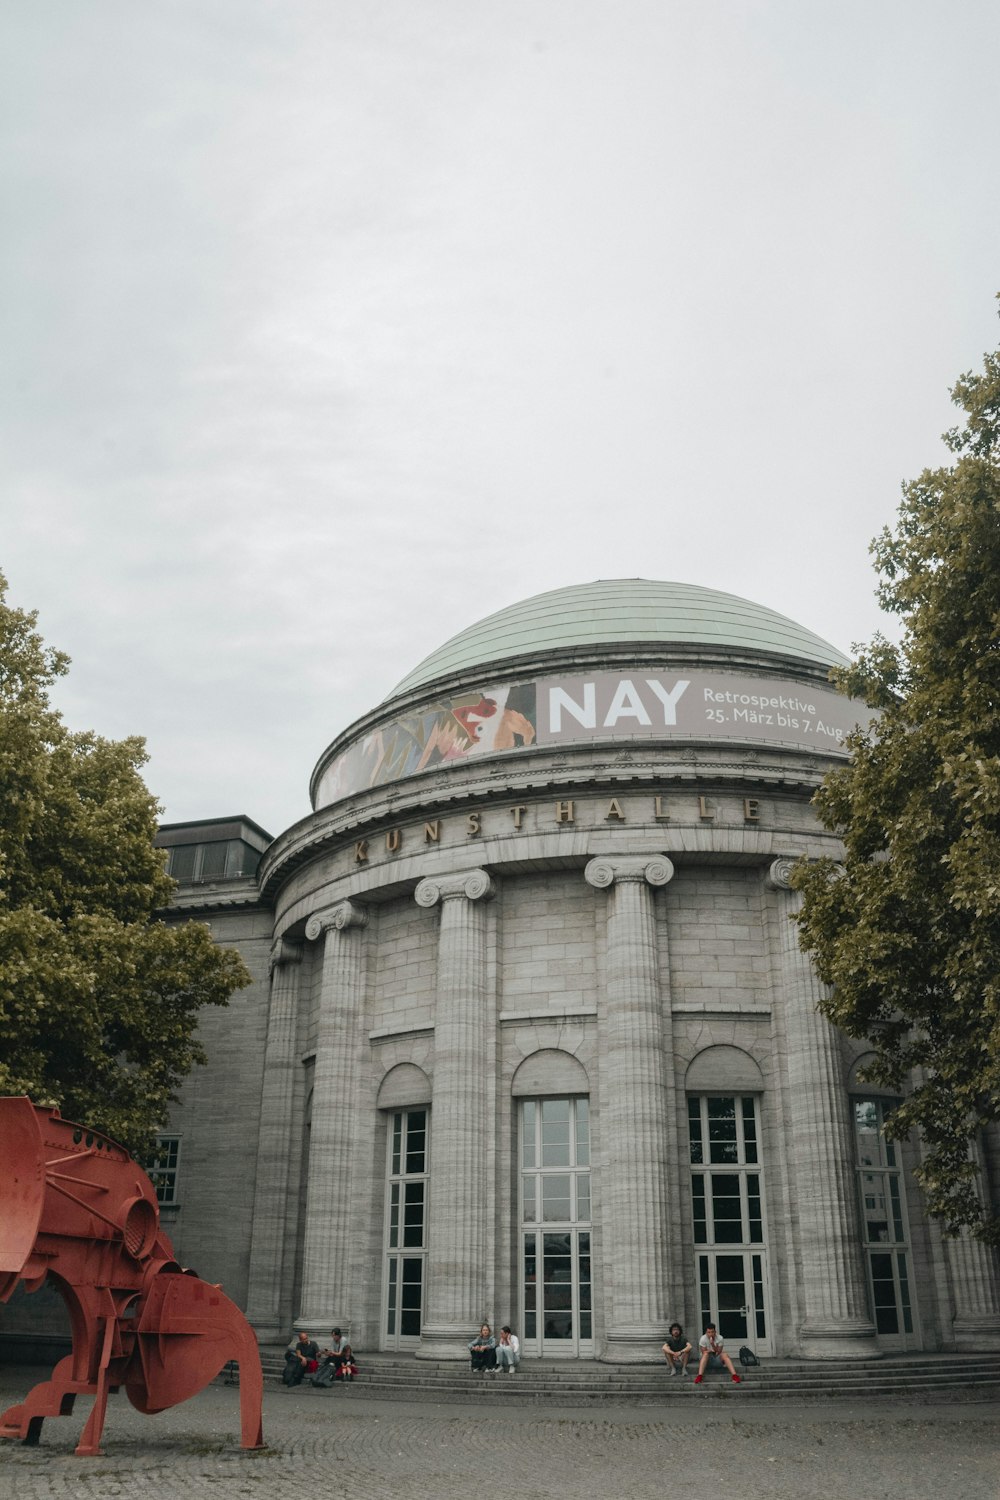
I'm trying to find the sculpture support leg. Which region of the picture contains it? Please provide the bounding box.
[75,1315,117,1457]
[0,1356,79,1447]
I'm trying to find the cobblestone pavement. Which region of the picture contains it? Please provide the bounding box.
[0,1372,997,1500]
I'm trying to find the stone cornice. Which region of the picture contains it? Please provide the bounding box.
[259,740,837,905]
[158,887,271,918]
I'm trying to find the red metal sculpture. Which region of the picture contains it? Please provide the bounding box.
[0,1096,264,1456]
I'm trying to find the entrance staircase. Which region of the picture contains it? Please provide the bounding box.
[257,1347,1000,1404]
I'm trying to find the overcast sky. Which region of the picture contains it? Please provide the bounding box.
[3,1,998,836]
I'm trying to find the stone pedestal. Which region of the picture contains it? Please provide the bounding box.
[413,869,495,1360]
[246,938,303,1340]
[296,900,368,1335]
[586,854,674,1362]
[769,859,877,1359]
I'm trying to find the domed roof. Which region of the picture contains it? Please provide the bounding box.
[390,579,848,697]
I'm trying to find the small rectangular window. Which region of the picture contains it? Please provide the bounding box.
[200,843,228,879]
[692,1173,707,1244]
[522,1100,537,1169]
[403,1182,424,1247]
[542,1175,572,1222]
[389,1183,400,1248]
[688,1096,703,1164]
[146,1137,180,1205]
[168,846,197,882]
[575,1098,590,1166]
[742,1097,758,1163]
[707,1096,738,1164]
[540,1099,571,1167]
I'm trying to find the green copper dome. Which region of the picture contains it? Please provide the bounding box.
[389,579,848,698]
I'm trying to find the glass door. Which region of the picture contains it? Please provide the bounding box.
[520,1098,593,1357]
[696,1250,769,1348]
[382,1108,428,1350]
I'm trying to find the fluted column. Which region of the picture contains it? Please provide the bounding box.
[246,939,304,1338]
[413,868,495,1360]
[586,853,674,1362]
[769,858,877,1358]
[947,1229,1000,1347]
[943,1132,1000,1348]
[296,899,369,1333]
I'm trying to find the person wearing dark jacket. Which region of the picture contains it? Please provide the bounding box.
[468,1323,497,1372]
[283,1330,319,1386]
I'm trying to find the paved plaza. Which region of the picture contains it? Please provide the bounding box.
[0,1371,998,1500]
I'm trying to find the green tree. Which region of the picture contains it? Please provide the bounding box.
[793,323,1000,1243]
[0,572,250,1152]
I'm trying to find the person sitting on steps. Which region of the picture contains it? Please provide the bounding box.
[495,1325,520,1374]
[661,1322,692,1376]
[694,1322,741,1384]
[320,1327,349,1376]
[283,1329,319,1386]
[468,1323,497,1373]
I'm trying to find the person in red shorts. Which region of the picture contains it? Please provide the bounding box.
[693,1323,741,1384]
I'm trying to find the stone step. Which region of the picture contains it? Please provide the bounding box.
[255,1351,1000,1404]
[267,1376,1000,1405]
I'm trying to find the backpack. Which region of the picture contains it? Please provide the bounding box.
[738,1346,760,1367]
[311,1360,337,1387]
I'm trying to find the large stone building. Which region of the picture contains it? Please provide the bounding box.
[34,579,1000,1361]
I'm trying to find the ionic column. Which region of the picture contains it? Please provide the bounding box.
[296,899,369,1333]
[768,858,877,1358]
[246,938,304,1338]
[413,868,495,1360]
[586,853,674,1362]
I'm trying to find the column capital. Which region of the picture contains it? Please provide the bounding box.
[766,856,798,891]
[584,854,674,890]
[414,869,495,908]
[268,937,304,976]
[304,900,369,941]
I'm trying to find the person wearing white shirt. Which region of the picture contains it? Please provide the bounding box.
[694,1323,741,1384]
[495,1325,521,1374]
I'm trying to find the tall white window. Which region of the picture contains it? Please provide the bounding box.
[520,1098,593,1356]
[853,1096,914,1341]
[383,1108,428,1348]
[688,1094,770,1353]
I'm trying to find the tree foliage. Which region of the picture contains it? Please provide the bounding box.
[0,573,250,1152]
[793,319,1000,1243]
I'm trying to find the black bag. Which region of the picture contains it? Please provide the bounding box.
[282,1355,303,1386]
[738,1346,760,1367]
[311,1360,337,1388]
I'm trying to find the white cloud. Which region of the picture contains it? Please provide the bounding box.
[2,0,997,831]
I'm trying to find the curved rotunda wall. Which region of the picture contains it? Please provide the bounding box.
[311,579,862,811]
